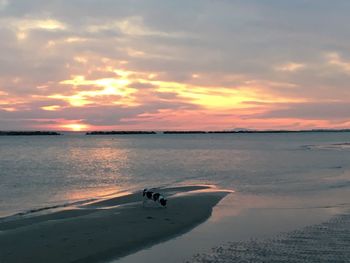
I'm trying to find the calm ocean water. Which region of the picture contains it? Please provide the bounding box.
[1,132,350,218]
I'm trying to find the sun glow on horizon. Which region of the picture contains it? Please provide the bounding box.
[61,123,89,131]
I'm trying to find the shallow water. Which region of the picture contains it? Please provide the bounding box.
[1,132,350,217]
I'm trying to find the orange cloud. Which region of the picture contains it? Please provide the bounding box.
[47,74,138,107]
[41,105,61,111]
[0,47,347,131]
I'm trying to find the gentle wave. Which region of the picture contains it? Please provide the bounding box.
[304,142,350,150]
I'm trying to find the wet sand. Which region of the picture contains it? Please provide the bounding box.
[116,188,350,263]
[190,212,350,262]
[0,185,230,263]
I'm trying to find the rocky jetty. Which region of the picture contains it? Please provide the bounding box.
[0,131,61,136]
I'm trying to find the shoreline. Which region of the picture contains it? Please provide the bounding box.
[116,189,350,263]
[0,185,231,263]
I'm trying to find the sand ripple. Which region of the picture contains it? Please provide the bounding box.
[188,212,350,262]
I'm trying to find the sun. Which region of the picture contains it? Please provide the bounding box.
[61,123,89,131]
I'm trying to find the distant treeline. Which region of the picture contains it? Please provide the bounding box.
[85,129,350,135]
[227,129,350,134]
[0,131,61,136]
[86,131,157,135]
[164,129,350,134]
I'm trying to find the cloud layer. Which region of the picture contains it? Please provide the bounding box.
[1,0,350,130]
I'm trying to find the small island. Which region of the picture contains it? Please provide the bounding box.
[0,131,61,136]
[86,131,157,135]
[225,129,350,133]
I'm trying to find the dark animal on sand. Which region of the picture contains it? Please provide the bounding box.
[143,189,167,208]
[152,193,160,201]
[159,198,167,207]
[146,191,153,199]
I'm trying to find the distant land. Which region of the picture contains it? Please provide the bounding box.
[1,130,350,136]
[84,129,350,135]
[163,129,350,134]
[0,131,61,136]
[210,129,350,134]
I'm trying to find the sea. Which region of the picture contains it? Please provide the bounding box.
[1,132,350,261]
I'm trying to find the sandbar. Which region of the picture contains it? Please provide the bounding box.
[0,185,230,263]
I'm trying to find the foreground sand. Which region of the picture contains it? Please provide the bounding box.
[0,185,230,263]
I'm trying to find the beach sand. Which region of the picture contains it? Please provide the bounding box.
[0,185,230,263]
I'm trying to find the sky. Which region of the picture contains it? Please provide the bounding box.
[1,0,350,131]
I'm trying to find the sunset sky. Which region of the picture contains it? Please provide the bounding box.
[1,0,350,131]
